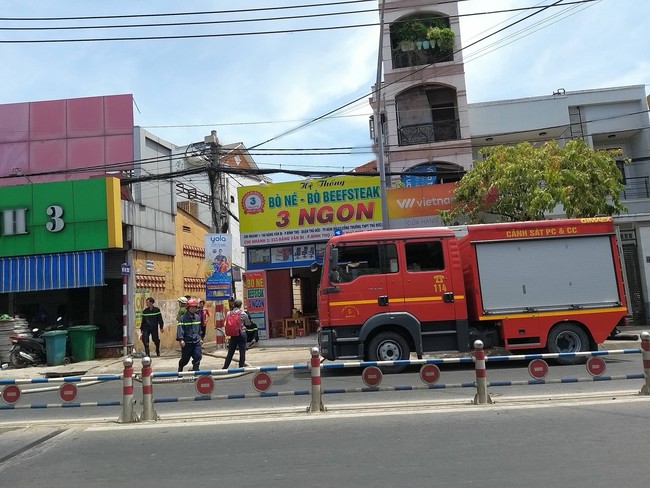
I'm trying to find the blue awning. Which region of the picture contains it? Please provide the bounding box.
[0,251,105,293]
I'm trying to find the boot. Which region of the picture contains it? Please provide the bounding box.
[144,345,150,357]
[155,343,160,357]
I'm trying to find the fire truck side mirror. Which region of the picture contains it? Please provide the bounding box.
[330,247,339,266]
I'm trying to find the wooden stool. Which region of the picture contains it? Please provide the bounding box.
[285,325,298,340]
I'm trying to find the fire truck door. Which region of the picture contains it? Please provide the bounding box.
[325,242,391,327]
[399,239,457,323]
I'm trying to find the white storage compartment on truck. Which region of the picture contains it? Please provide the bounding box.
[474,235,621,314]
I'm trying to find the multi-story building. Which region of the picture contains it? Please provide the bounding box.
[372,1,650,323]
[468,85,650,324]
[372,0,472,185]
[0,94,265,358]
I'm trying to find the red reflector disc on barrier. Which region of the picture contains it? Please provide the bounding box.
[419,364,441,385]
[586,357,606,377]
[252,372,272,392]
[195,375,215,395]
[528,359,549,379]
[1,385,21,405]
[59,383,78,403]
[362,366,383,388]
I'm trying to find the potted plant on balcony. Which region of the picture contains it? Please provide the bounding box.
[426,26,455,52]
[425,26,441,49]
[437,27,456,52]
[394,19,427,51]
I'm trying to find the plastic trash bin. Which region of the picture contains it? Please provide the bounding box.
[42,330,68,366]
[68,325,98,362]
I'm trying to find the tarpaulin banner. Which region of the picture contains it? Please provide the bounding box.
[205,234,232,300]
[237,175,383,246]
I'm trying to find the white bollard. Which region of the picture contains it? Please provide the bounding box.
[473,340,492,405]
[140,356,159,421]
[640,332,650,395]
[307,347,326,412]
[118,357,139,423]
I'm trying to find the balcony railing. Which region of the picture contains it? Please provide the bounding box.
[621,176,650,200]
[392,48,453,69]
[398,119,460,146]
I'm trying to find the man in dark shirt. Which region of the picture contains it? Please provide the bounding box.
[141,297,164,357]
[176,298,203,372]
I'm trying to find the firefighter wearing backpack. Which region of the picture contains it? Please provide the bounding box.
[176,298,203,372]
[222,298,251,369]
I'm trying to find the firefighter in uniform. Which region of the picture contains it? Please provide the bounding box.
[141,297,164,357]
[176,298,203,372]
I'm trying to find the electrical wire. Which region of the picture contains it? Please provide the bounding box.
[248,0,591,149]
[0,1,472,22]
[1,111,647,181]
[0,1,596,43]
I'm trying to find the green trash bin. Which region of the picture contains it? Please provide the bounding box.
[42,330,68,366]
[68,325,99,362]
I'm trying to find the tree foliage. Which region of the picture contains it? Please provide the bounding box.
[441,140,627,223]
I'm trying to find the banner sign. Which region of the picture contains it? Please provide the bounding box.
[238,175,383,246]
[246,242,327,270]
[204,233,233,300]
[244,270,267,339]
[400,163,438,187]
[0,177,122,258]
[387,182,456,229]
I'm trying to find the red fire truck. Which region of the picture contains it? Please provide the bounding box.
[317,217,627,364]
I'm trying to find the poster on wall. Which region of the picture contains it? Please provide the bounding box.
[244,270,268,340]
[134,288,149,326]
[205,234,233,300]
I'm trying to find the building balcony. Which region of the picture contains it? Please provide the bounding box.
[398,119,460,146]
[621,176,650,200]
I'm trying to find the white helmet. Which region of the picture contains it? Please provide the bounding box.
[178,296,188,305]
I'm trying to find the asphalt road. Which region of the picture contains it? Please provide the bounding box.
[1,398,649,488]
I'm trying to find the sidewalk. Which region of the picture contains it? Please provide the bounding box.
[0,336,318,380]
[0,329,645,381]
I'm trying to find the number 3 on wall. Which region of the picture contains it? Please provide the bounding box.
[45,205,65,232]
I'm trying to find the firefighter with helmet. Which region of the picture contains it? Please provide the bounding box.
[176,298,203,372]
[177,296,189,321]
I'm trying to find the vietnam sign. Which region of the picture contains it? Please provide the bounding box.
[237,176,383,246]
[387,182,456,229]
[0,177,122,258]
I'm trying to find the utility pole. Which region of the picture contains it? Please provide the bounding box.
[374,0,389,229]
[204,130,228,233]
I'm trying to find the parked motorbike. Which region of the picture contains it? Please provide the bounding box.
[8,317,68,368]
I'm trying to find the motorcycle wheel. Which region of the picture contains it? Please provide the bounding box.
[9,349,29,368]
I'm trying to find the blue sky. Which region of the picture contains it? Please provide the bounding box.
[1,1,647,182]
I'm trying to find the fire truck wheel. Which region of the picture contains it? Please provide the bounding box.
[368,332,409,372]
[547,323,589,365]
